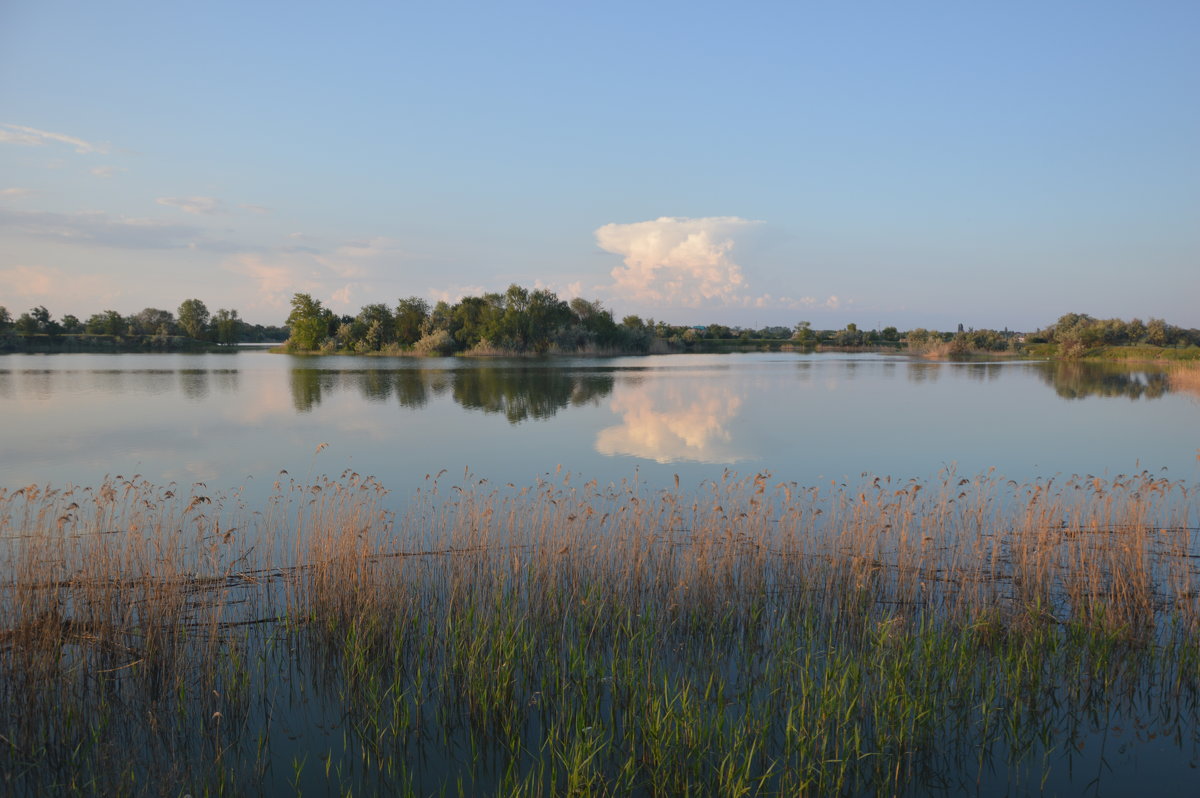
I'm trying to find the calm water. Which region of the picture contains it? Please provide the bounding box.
[3,350,1198,501]
[5,350,1200,796]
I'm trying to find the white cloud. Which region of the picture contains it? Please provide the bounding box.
[429,284,489,304]
[0,265,117,305]
[221,238,408,314]
[747,293,843,311]
[90,165,125,178]
[240,203,270,215]
[533,278,585,300]
[0,123,109,155]
[595,216,762,307]
[223,252,318,310]
[0,187,31,198]
[156,196,227,215]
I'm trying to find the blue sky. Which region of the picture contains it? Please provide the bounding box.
[1,0,1196,329]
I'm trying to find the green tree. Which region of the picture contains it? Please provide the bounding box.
[835,322,864,347]
[18,306,61,336]
[213,308,243,345]
[177,299,211,340]
[131,308,175,336]
[792,321,817,346]
[0,306,14,332]
[394,297,428,346]
[86,310,126,335]
[286,293,333,351]
[1145,318,1170,347]
[15,312,38,334]
[60,314,82,334]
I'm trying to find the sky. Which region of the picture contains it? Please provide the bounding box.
[1,0,1197,330]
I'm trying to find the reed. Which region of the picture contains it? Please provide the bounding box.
[1169,362,1200,401]
[0,468,1197,795]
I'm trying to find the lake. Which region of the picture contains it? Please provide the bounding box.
[3,350,1198,502]
[4,349,1200,796]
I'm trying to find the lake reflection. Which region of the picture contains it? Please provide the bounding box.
[1,353,1197,495]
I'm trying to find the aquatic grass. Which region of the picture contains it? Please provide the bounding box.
[0,467,1198,794]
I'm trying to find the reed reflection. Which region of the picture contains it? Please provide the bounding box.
[595,378,748,463]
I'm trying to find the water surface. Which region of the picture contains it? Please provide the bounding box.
[3,351,1197,504]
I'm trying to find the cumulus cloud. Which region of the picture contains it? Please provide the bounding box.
[0,123,109,154]
[156,196,227,215]
[595,216,762,307]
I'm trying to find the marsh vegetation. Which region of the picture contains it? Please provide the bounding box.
[2,468,1198,795]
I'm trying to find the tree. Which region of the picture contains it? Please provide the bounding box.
[792,321,817,346]
[15,312,38,334]
[834,322,864,347]
[131,308,175,336]
[177,299,211,340]
[286,293,332,351]
[394,297,428,346]
[569,297,619,347]
[86,310,126,336]
[0,306,12,331]
[60,314,82,333]
[17,306,61,336]
[1145,318,1171,347]
[213,308,243,345]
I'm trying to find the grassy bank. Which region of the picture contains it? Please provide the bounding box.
[1023,342,1200,362]
[0,333,234,354]
[1,469,1198,795]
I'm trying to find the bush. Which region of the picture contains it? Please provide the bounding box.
[414,330,456,356]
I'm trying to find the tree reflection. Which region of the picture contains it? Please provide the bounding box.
[288,366,613,421]
[1035,362,1171,400]
[178,369,209,401]
[452,367,613,423]
[289,369,331,413]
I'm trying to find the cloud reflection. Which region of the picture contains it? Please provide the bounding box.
[596,380,748,464]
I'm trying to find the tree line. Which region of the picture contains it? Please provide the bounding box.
[0,301,287,346]
[5,291,1195,359]
[284,285,662,354]
[1032,313,1200,355]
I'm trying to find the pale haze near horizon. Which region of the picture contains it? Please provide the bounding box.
[0,1,1196,330]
